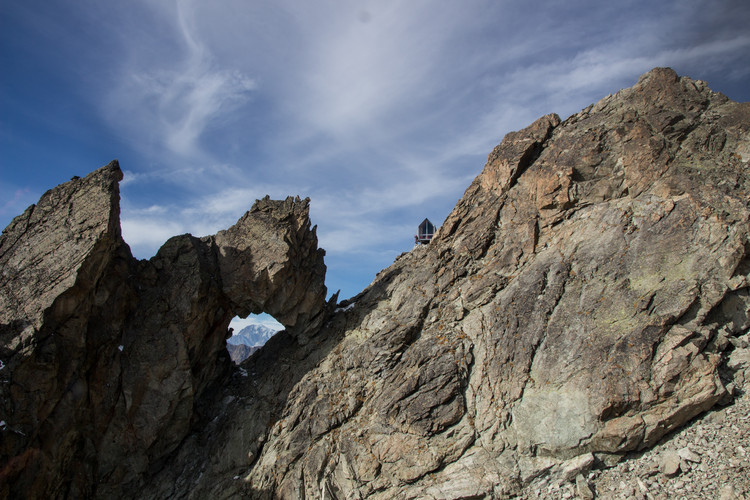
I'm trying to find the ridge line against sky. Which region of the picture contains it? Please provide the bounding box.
[2,0,750,324]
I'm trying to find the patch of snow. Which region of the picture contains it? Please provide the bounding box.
[239,367,248,377]
[118,345,124,352]
[0,359,5,370]
[0,420,6,430]
[335,302,356,313]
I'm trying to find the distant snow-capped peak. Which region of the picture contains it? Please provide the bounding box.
[227,323,280,347]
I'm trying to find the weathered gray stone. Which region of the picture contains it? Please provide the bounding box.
[562,453,596,482]
[221,68,749,499]
[576,473,595,499]
[719,484,741,500]
[659,451,682,477]
[677,446,701,464]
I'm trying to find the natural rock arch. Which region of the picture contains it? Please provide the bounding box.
[0,163,329,497]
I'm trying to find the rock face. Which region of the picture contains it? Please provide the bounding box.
[155,68,745,499]
[0,164,327,498]
[1,68,749,499]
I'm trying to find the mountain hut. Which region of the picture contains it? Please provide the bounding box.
[415,218,436,245]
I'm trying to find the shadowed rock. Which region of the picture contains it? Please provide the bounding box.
[0,164,327,497]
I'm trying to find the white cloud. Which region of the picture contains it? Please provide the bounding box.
[85,0,750,297]
[120,217,186,257]
[119,170,144,188]
[289,1,457,136]
[508,33,750,102]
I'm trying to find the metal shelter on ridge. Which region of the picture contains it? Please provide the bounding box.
[415,218,436,245]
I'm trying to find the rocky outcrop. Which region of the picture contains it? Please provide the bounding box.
[0,164,327,498]
[1,68,749,499]
[141,68,747,499]
[227,344,260,364]
[559,377,750,499]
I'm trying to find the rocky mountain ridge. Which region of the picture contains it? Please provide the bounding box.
[227,344,261,365]
[1,68,749,498]
[227,324,280,364]
[228,323,280,347]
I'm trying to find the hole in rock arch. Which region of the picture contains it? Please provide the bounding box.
[226,313,284,364]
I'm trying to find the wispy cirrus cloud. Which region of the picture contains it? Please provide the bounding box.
[102,0,257,165]
[85,0,750,298]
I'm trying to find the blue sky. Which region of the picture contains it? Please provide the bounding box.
[2,0,750,331]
